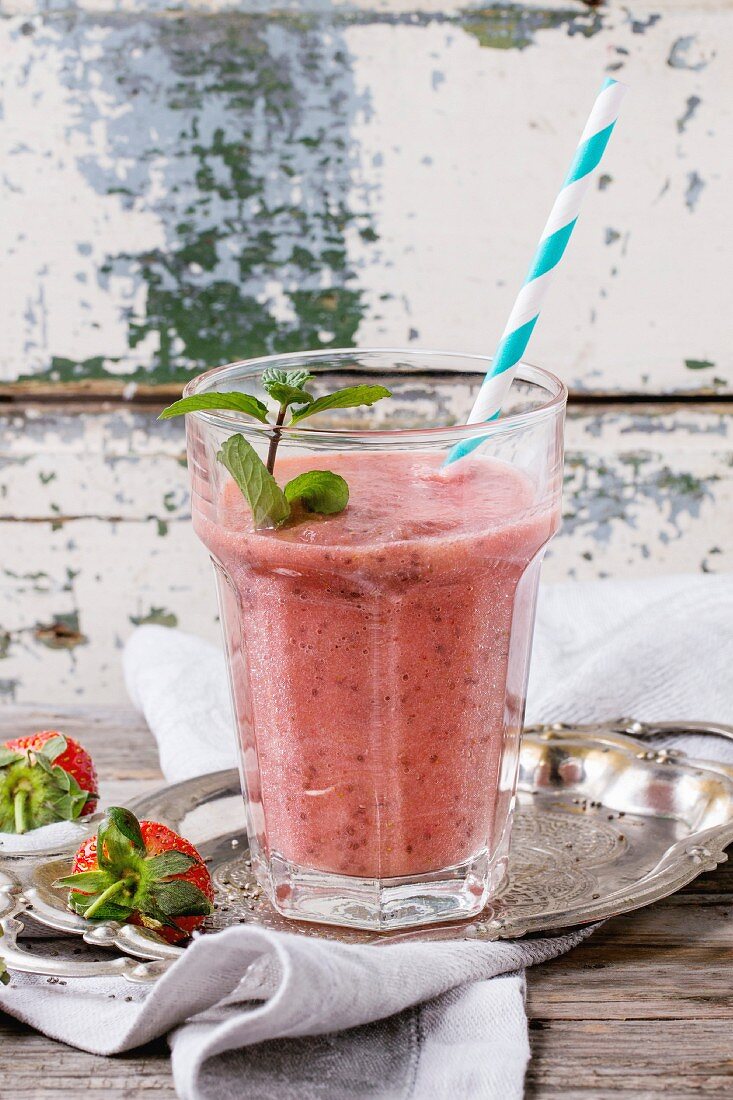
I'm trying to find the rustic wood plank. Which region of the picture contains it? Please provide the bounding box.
[526,1019,733,1097]
[0,706,163,779]
[1,5,730,395]
[1,402,730,704]
[0,1016,176,1098]
[527,940,733,1020]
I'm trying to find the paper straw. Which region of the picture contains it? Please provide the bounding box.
[446,77,628,464]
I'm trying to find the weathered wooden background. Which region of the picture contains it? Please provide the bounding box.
[1,0,731,704]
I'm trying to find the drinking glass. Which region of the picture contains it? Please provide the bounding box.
[184,349,566,931]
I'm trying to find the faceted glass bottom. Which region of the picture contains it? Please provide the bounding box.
[251,844,510,932]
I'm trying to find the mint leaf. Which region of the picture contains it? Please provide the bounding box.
[217,434,290,529]
[261,366,314,392]
[289,385,391,425]
[284,471,349,515]
[261,368,315,411]
[265,383,313,407]
[158,393,270,423]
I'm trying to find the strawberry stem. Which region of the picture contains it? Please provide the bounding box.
[84,879,128,919]
[14,789,28,834]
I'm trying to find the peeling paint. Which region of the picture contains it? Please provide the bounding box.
[129,606,178,627]
[34,612,87,650]
[7,13,375,384]
[685,171,705,212]
[461,5,602,51]
[629,13,662,36]
[2,6,730,395]
[562,451,718,544]
[667,35,710,71]
[0,680,20,701]
[676,94,701,134]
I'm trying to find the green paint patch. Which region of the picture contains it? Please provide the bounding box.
[130,607,179,628]
[619,453,652,475]
[15,14,375,386]
[462,5,602,50]
[684,358,715,370]
[63,568,80,593]
[46,356,112,382]
[117,18,372,383]
[0,631,11,660]
[4,569,50,582]
[656,471,716,498]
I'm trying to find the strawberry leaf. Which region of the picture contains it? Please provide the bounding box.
[34,735,68,763]
[30,752,58,779]
[0,749,22,768]
[148,880,213,918]
[158,393,270,423]
[146,851,198,878]
[69,894,132,922]
[97,807,146,867]
[54,870,111,891]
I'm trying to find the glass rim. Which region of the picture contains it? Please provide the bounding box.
[182,347,567,442]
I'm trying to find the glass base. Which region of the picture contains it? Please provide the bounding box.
[255,848,507,932]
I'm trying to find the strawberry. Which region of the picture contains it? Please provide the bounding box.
[0,730,98,834]
[55,806,214,944]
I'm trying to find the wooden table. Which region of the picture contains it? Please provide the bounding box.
[2,705,732,1098]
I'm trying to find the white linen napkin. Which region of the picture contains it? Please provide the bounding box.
[0,818,95,854]
[2,573,733,1100]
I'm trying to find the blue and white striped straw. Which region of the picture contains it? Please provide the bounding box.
[447,77,628,463]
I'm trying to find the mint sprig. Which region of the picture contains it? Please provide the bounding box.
[219,435,349,529]
[159,369,391,530]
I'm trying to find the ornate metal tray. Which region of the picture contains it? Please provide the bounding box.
[2,719,733,981]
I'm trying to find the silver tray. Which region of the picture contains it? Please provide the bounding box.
[2,719,733,981]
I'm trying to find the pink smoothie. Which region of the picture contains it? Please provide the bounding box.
[194,450,558,880]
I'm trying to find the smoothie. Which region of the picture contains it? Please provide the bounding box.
[194,450,558,883]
